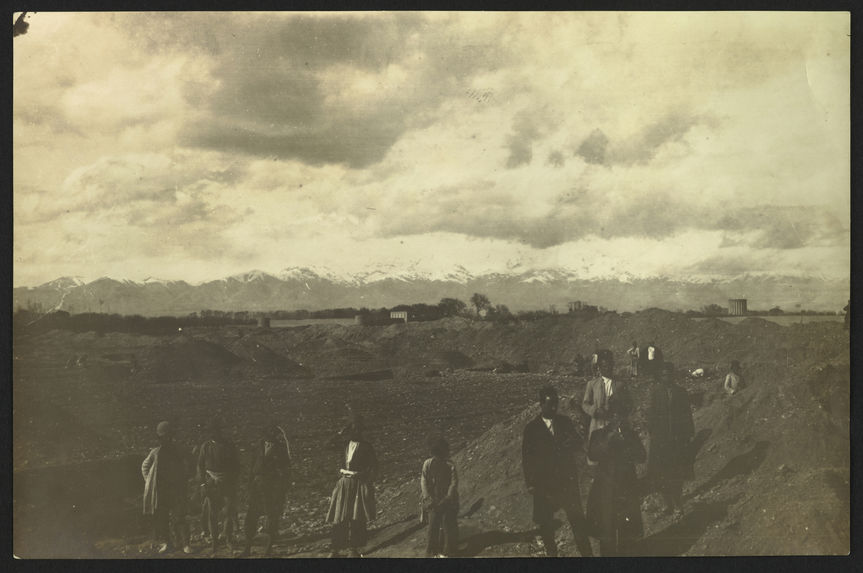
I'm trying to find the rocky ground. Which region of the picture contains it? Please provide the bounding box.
[12,310,849,558]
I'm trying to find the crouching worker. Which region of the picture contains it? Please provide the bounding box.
[421,435,459,557]
[241,425,292,557]
[142,421,192,555]
[326,412,379,557]
[724,360,745,396]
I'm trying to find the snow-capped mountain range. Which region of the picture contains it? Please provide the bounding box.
[13,266,848,317]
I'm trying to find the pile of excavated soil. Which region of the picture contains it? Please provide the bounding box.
[369,331,849,556]
[225,335,311,379]
[224,310,848,382]
[136,336,242,383]
[12,315,849,557]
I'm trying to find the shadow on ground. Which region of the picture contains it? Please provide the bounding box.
[638,493,743,556]
[689,441,769,499]
[691,428,713,458]
[458,528,537,557]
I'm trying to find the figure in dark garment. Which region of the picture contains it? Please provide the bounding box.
[646,362,695,519]
[241,424,292,557]
[522,386,593,557]
[196,419,240,556]
[326,409,379,558]
[142,421,192,555]
[421,435,459,557]
[586,394,646,557]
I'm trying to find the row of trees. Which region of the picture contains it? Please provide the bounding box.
[12,308,255,336]
[13,292,521,335]
[689,304,838,317]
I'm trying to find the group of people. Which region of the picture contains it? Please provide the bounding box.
[623,340,664,379]
[141,419,290,557]
[140,344,728,558]
[525,349,694,557]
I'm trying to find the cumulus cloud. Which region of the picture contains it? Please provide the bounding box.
[713,205,847,250]
[373,168,847,251]
[12,12,850,287]
[547,150,565,167]
[172,13,512,168]
[503,107,560,168]
[576,129,609,165]
[576,112,713,166]
[17,152,247,237]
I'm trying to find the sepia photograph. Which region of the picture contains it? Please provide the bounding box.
[12,11,850,558]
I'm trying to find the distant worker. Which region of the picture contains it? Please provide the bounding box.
[574,354,587,377]
[522,386,593,557]
[240,424,292,557]
[590,346,600,377]
[723,360,744,396]
[141,421,192,555]
[585,394,646,556]
[326,409,379,558]
[844,300,850,330]
[420,435,459,558]
[646,362,695,519]
[645,341,663,378]
[197,419,240,556]
[583,350,630,465]
[626,341,640,379]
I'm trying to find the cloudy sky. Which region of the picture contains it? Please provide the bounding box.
[13,12,850,286]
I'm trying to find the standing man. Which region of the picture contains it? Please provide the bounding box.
[141,421,192,555]
[627,341,640,380]
[585,395,646,556]
[522,386,593,558]
[197,419,240,556]
[582,350,630,465]
[240,424,292,557]
[420,435,459,558]
[646,362,695,519]
[645,341,663,378]
[326,411,379,558]
[590,346,600,377]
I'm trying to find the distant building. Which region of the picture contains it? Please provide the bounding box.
[568,301,583,313]
[728,299,748,316]
[390,311,408,323]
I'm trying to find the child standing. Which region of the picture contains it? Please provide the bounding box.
[420,436,459,558]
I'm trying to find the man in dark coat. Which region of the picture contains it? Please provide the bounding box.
[647,362,695,518]
[644,341,664,378]
[196,419,240,556]
[586,395,646,556]
[240,424,292,557]
[522,386,593,557]
[141,421,192,554]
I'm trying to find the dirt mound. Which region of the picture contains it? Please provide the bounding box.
[397,349,476,374]
[372,393,588,558]
[12,316,849,557]
[371,337,849,556]
[136,336,242,383]
[226,335,311,379]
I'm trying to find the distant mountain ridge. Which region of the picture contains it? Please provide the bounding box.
[13,267,849,317]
